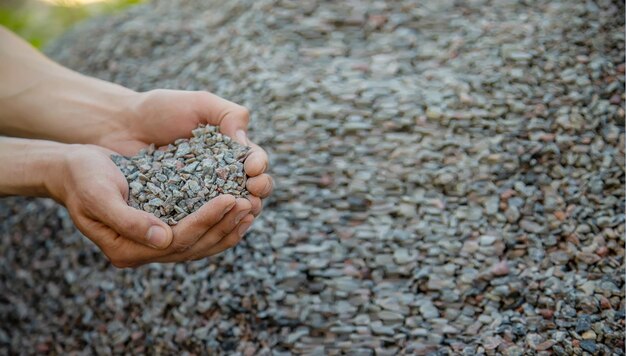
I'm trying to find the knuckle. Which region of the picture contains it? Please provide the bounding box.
[234,105,250,121]
[146,88,167,100]
[223,234,241,249]
[218,225,232,239]
[215,219,236,239]
[119,218,141,235]
[170,241,193,254]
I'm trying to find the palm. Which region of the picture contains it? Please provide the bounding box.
[98,89,271,215]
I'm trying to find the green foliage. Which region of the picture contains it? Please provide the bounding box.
[0,0,147,49]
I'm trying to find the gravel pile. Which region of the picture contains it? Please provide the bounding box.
[1,0,624,354]
[112,125,250,225]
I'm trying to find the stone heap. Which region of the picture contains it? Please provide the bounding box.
[0,0,623,354]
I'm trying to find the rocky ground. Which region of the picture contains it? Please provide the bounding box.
[1,0,624,354]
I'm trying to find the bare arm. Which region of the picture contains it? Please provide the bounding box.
[0,26,136,145]
[0,136,66,197]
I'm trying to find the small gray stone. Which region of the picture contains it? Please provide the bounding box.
[479,235,498,246]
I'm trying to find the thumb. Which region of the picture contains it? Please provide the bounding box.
[95,196,173,249]
[193,91,250,145]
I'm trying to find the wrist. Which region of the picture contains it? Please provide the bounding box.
[0,70,140,146]
[78,76,141,147]
[0,137,70,199]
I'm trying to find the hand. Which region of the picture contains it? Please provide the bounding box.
[49,144,255,268]
[99,89,272,216]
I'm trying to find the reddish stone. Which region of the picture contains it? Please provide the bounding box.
[610,93,622,105]
[576,55,590,63]
[491,260,510,276]
[538,309,554,319]
[554,211,566,221]
[533,103,547,116]
[536,340,555,351]
[36,343,49,353]
[599,295,612,309]
[566,234,580,245]
[368,14,388,28]
[351,63,370,72]
[500,189,516,200]
[131,331,144,341]
[319,174,333,187]
[596,246,609,257]
[432,199,445,210]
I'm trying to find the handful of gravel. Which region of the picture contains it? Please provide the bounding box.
[111,125,250,225]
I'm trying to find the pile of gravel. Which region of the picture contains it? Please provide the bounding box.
[112,125,250,225]
[1,0,624,354]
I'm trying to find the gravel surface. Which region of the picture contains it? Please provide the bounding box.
[1,0,625,354]
[112,125,250,225]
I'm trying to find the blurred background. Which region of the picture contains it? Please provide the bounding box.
[0,0,146,48]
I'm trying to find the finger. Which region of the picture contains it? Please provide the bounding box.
[169,194,236,252]
[155,199,252,263]
[193,214,255,260]
[193,92,268,177]
[75,212,168,268]
[194,91,249,138]
[91,192,174,250]
[246,195,263,216]
[181,198,251,257]
[103,237,160,268]
[244,144,269,177]
[71,212,119,255]
[246,174,273,198]
[208,198,251,238]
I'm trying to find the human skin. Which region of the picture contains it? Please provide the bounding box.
[0,27,272,267]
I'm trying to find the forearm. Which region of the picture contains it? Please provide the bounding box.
[0,27,137,145]
[0,136,66,197]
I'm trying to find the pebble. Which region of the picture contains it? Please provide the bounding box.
[580,340,598,353]
[479,235,497,246]
[520,220,544,234]
[576,315,592,333]
[581,330,597,340]
[419,302,440,319]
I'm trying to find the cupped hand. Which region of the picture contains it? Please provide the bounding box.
[50,144,255,268]
[100,89,272,215]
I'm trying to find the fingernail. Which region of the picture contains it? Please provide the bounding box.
[238,220,253,237]
[235,130,249,146]
[146,226,169,248]
[235,210,249,224]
